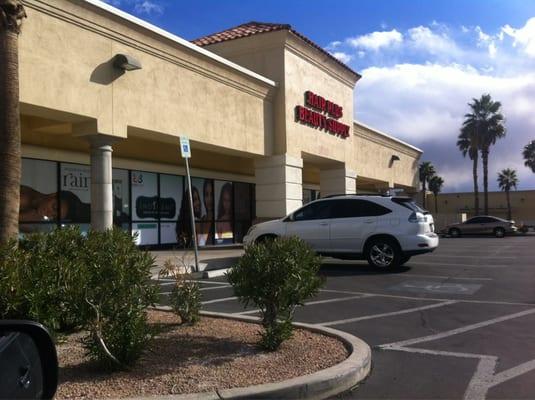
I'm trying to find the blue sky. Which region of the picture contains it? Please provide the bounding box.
[103,0,535,192]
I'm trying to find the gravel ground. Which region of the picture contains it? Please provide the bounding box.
[55,310,348,399]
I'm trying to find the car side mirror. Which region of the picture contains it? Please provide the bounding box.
[0,321,58,400]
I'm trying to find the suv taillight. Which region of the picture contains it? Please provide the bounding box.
[408,212,426,223]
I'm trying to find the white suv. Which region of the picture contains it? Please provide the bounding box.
[243,195,439,269]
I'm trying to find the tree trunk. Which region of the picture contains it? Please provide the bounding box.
[422,181,426,209]
[0,28,21,245]
[506,189,511,221]
[472,154,480,215]
[435,193,438,213]
[481,148,489,215]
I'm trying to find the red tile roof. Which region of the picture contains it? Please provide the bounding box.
[192,21,361,80]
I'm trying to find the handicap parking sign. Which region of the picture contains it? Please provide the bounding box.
[180,137,191,158]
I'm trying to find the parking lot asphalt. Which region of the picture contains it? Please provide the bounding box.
[154,236,535,400]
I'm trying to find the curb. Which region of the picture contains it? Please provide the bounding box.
[138,307,371,400]
[202,268,231,279]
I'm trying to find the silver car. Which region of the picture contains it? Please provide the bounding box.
[441,216,517,238]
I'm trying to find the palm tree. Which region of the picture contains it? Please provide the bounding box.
[497,168,518,221]
[429,176,444,213]
[0,1,26,244]
[457,127,480,215]
[523,140,535,173]
[463,94,506,215]
[418,161,436,209]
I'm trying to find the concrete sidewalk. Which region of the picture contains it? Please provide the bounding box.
[150,247,244,278]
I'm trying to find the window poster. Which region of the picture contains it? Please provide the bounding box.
[131,170,158,245]
[159,174,183,244]
[112,169,130,225]
[20,159,58,223]
[215,180,233,244]
[178,177,214,246]
[233,182,252,243]
[60,163,91,223]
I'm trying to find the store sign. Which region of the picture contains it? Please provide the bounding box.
[295,90,350,139]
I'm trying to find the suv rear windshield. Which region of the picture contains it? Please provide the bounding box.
[391,197,428,214]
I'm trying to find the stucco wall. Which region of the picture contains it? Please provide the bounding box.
[428,191,535,225]
[19,0,274,156]
[354,122,421,189]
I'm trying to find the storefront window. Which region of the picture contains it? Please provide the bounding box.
[113,168,130,230]
[159,174,183,245]
[20,159,58,234]
[188,178,214,246]
[233,182,253,243]
[215,180,233,244]
[19,158,255,247]
[131,170,158,245]
[60,163,91,223]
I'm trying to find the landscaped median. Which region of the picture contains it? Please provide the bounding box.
[55,308,371,400]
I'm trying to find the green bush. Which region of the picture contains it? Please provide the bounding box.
[1,227,88,332]
[81,229,159,370]
[0,227,159,370]
[227,236,324,351]
[159,259,201,324]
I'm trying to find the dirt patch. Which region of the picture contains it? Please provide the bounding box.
[56,310,348,399]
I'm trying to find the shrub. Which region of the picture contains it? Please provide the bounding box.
[0,227,88,332]
[82,229,159,370]
[0,227,159,370]
[159,257,201,324]
[227,236,324,351]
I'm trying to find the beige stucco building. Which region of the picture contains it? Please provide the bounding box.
[17,0,422,247]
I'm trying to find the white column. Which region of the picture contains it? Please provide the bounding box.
[320,167,357,198]
[255,154,303,219]
[89,137,114,231]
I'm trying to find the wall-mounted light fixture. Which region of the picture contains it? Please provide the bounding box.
[389,154,400,167]
[113,54,142,71]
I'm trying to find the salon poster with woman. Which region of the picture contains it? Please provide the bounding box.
[215,180,233,244]
[20,159,59,232]
[131,170,158,245]
[175,177,214,247]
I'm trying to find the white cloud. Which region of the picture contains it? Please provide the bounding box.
[101,0,163,15]
[347,29,403,51]
[488,42,497,58]
[355,63,535,191]
[502,17,535,57]
[331,52,352,64]
[407,26,459,57]
[134,0,163,15]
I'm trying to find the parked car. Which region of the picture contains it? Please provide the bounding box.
[441,216,517,238]
[243,195,438,269]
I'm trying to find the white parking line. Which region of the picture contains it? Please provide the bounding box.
[200,285,231,291]
[379,308,535,400]
[201,296,238,305]
[419,255,515,260]
[408,261,507,268]
[318,288,535,307]
[380,308,535,348]
[320,300,457,326]
[404,273,493,281]
[235,295,369,315]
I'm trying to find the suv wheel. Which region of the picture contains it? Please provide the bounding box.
[494,227,505,238]
[449,228,461,238]
[366,238,401,269]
